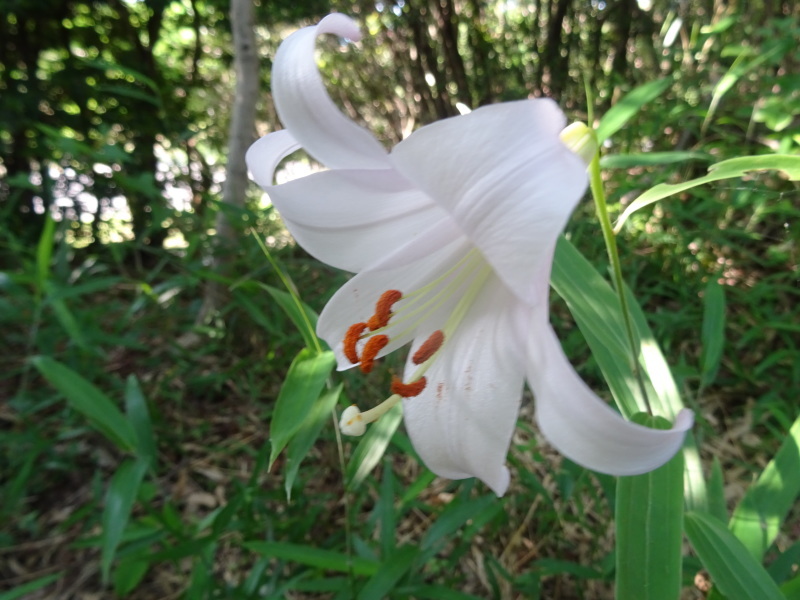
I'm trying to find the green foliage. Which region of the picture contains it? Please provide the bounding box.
[2,1,800,598]
[616,415,685,600]
[685,512,785,600]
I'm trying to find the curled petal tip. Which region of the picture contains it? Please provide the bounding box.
[530,320,694,477]
[317,13,362,42]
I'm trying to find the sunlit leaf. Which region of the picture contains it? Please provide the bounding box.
[269,349,336,469]
[595,78,672,144]
[616,414,684,600]
[685,511,784,600]
[283,384,342,500]
[729,414,800,561]
[614,155,800,232]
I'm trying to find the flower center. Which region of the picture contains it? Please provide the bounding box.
[339,249,492,436]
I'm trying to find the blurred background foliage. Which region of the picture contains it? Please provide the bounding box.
[1,0,798,598]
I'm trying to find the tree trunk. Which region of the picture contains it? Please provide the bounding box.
[196,0,259,324]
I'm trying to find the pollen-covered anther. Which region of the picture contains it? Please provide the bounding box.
[390,375,428,398]
[367,289,403,331]
[359,334,389,374]
[412,330,445,365]
[343,322,368,364]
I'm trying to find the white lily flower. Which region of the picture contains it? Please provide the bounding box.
[246,13,693,496]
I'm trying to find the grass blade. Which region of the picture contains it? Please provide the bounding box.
[595,78,672,144]
[0,573,63,600]
[357,545,417,599]
[700,278,726,388]
[243,541,379,576]
[31,356,137,452]
[101,458,149,583]
[125,375,157,468]
[685,511,784,600]
[729,414,800,561]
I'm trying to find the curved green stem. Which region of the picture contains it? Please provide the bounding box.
[588,151,652,414]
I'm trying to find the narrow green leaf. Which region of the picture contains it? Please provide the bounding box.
[729,415,800,561]
[600,151,711,169]
[101,458,149,584]
[401,586,482,600]
[614,154,800,232]
[125,376,157,468]
[47,291,89,350]
[346,402,403,490]
[552,238,706,509]
[550,237,643,417]
[616,413,684,600]
[283,384,342,499]
[596,78,672,143]
[243,541,379,576]
[782,574,800,600]
[113,558,150,597]
[31,356,137,452]
[269,349,336,469]
[703,45,785,134]
[769,541,800,586]
[358,546,418,599]
[379,458,397,558]
[35,212,56,295]
[707,457,728,524]
[701,279,726,388]
[259,283,320,350]
[420,495,496,561]
[0,573,63,600]
[685,511,784,600]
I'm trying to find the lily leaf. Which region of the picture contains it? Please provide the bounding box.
[595,78,672,144]
[269,348,336,469]
[729,414,800,561]
[685,511,785,600]
[614,154,800,232]
[616,414,684,600]
[31,356,137,452]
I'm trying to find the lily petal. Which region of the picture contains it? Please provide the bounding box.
[401,279,529,496]
[390,99,588,304]
[245,130,301,188]
[528,314,694,476]
[266,169,450,273]
[272,13,390,170]
[317,232,474,369]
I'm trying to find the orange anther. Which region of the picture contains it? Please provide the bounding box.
[390,376,428,398]
[343,322,368,364]
[367,289,402,331]
[359,334,389,374]
[412,330,445,365]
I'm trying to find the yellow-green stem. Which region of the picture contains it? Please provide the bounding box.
[588,151,652,414]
